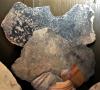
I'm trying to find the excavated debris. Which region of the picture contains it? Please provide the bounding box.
[1,2,96,90]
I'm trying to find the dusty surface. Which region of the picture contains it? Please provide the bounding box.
[12,28,75,81]
[12,28,95,86]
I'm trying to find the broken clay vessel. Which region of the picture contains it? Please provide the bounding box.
[1,2,95,46]
[12,28,95,90]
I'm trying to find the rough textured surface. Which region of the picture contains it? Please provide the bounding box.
[31,72,62,90]
[12,28,75,82]
[89,82,100,90]
[0,61,21,90]
[12,28,95,84]
[1,2,95,46]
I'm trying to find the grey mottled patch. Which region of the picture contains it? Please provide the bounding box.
[1,2,95,46]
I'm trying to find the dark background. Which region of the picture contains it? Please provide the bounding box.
[0,0,100,90]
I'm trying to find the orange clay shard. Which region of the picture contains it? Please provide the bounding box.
[49,80,76,90]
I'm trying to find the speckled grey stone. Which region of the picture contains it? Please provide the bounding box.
[12,28,95,84]
[1,2,95,46]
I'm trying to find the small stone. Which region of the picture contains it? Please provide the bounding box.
[1,2,95,46]
[31,72,62,90]
[49,80,76,90]
[12,28,95,86]
[89,82,100,90]
[0,61,21,90]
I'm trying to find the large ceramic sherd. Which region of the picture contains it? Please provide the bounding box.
[12,28,95,90]
[1,2,95,46]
